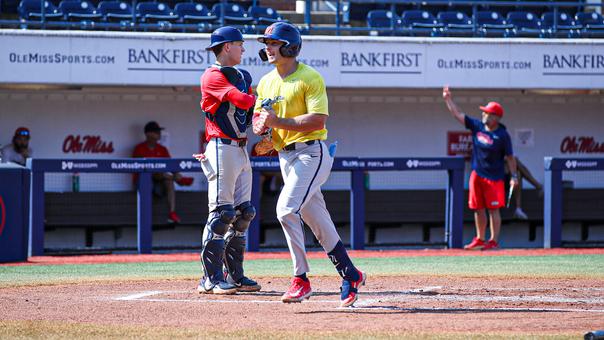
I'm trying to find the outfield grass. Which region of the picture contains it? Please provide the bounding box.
[1,255,603,287]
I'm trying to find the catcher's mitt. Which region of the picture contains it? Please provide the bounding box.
[253,137,274,156]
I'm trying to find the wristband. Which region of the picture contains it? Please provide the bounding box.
[511,173,518,180]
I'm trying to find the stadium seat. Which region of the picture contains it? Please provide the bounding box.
[211,2,254,25]
[248,5,284,25]
[507,11,544,37]
[474,10,513,37]
[58,0,101,22]
[366,9,402,36]
[541,12,582,38]
[400,10,443,36]
[97,1,134,23]
[18,0,63,21]
[437,11,474,37]
[136,2,177,30]
[575,12,604,38]
[174,2,216,31]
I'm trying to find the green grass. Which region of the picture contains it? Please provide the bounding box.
[1,254,603,287]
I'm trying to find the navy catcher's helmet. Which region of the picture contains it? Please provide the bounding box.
[205,26,244,51]
[257,22,302,58]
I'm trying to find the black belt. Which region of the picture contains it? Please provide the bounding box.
[283,140,317,151]
[216,138,247,147]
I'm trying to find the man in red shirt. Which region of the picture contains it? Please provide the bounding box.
[196,26,259,295]
[133,121,193,224]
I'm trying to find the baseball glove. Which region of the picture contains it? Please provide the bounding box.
[253,137,274,156]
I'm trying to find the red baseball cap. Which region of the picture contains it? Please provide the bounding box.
[14,127,30,138]
[479,102,504,117]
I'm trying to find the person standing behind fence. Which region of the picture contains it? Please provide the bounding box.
[194,26,261,295]
[132,121,193,225]
[1,127,32,166]
[253,22,366,307]
[443,86,518,250]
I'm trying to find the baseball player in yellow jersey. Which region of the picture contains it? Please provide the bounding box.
[253,22,366,308]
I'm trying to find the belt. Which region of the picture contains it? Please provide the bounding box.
[215,138,247,147]
[282,140,317,152]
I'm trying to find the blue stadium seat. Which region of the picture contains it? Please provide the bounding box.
[400,10,443,36]
[474,10,513,37]
[507,11,544,37]
[437,11,474,36]
[366,10,402,36]
[18,0,63,21]
[211,2,254,25]
[58,0,101,21]
[575,12,604,38]
[136,2,177,30]
[174,3,216,24]
[541,12,582,38]
[97,1,134,23]
[248,5,284,25]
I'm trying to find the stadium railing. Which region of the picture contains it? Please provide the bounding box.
[27,156,465,255]
[543,157,604,248]
[2,0,601,38]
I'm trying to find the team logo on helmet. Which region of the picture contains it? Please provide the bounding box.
[265,25,275,35]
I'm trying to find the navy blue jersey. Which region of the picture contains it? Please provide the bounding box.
[465,115,513,180]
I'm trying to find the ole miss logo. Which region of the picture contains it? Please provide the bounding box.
[0,195,6,237]
[476,132,494,146]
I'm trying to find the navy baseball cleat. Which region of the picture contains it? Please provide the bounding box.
[225,273,261,292]
[197,277,237,295]
[340,270,367,307]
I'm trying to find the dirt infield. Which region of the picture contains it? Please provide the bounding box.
[1,275,603,337]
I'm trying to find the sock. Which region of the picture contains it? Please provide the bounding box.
[327,241,360,281]
[295,273,309,282]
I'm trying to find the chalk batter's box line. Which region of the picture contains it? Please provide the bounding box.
[111,290,604,313]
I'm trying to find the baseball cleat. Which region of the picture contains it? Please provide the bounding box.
[225,273,261,292]
[464,237,486,250]
[197,278,237,295]
[281,277,312,303]
[340,270,367,308]
[167,211,181,224]
[482,239,499,250]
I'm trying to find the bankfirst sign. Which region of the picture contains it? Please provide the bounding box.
[1,30,603,89]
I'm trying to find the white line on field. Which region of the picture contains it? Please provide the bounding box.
[341,306,604,313]
[114,291,164,301]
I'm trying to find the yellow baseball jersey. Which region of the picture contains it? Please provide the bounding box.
[255,62,329,151]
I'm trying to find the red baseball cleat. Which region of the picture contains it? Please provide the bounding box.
[167,211,181,224]
[281,277,312,303]
[340,270,367,308]
[464,237,486,250]
[482,239,499,250]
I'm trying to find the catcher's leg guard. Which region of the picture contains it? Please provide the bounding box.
[224,201,256,282]
[201,205,236,284]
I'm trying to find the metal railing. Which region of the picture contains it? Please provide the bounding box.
[1,0,600,38]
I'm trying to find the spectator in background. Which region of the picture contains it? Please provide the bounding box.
[1,127,32,166]
[505,156,543,220]
[133,121,193,224]
[443,86,519,250]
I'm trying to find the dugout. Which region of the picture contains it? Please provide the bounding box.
[1,30,603,252]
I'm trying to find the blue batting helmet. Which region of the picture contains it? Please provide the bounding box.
[257,22,302,57]
[205,26,244,51]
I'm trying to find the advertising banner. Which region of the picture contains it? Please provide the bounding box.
[1,30,603,89]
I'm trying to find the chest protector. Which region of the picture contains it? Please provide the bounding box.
[205,65,253,140]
